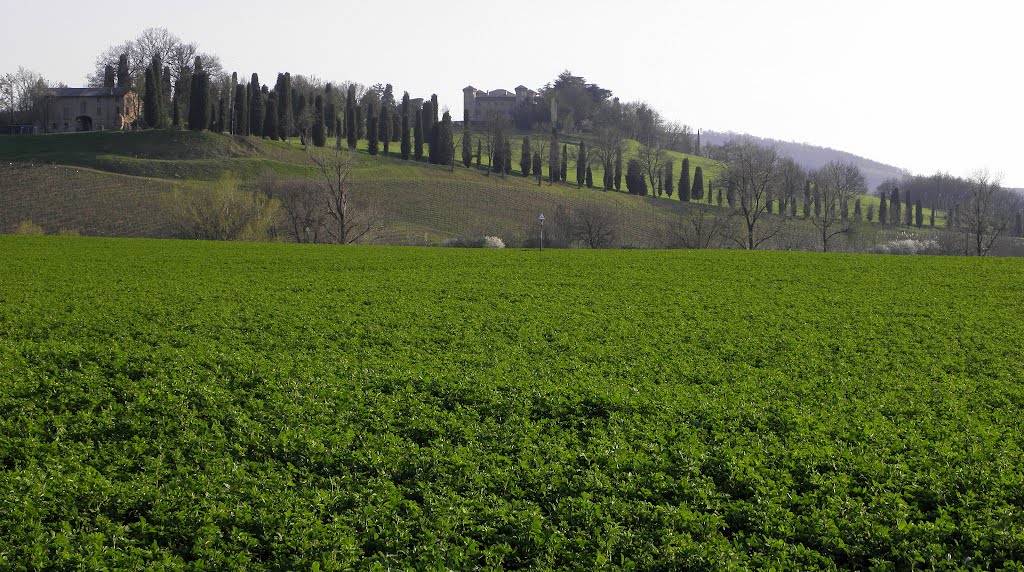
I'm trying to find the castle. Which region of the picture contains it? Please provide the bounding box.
[463,85,537,123]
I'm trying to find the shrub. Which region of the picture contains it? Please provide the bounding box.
[14,220,45,235]
[482,236,505,249]
[162,176,280,241]
[440,236,505,248]
[870,238,940,255]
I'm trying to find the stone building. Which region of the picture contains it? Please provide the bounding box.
[43,87,139,132]
[463,85,538,123]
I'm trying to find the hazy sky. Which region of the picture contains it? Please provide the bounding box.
[2,0,1020,187]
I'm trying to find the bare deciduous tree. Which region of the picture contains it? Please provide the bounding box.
[810,160,866,252]
[960,170,1017,256]
[665,204,731,249]
[719,139,783,249]
[258,174,328,243]
[637,142,665,194]
[309,145,390,244]
[571,202,619,248]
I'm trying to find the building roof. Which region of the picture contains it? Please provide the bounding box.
[50,87,131,98]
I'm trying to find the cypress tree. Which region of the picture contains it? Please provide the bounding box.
[355,106,364,141]
[1016,211,1023,237]
[695,129,701,157]
[422,100,434,161]
[915,200,924,227]
[504,139,512,176]
[560,144,568,182]
[428,94,439,152]
[813,184,821,217]
[216,96,226,132]
[161,66,172,125]
[665,160,674,198]
[727,182,736,208]
[803,179,812,218]
[476,139,482,169]
[150,54,165,128]
[367,103,379,155]
[143,65,159,128]
[879,193,888,225]
[626,159,647,195]
[116,53,130,88]
[520,136,531,176]
[263,93,278,139]
[234,84,248,136]
[907,196,914,226]
[614,147,622,191]
[867,204,875,222]
[346,85,357,149]
[492,131,504,175]
[891,188,901,226]
[312,94,326,147]
[278,73,292,141]
[379,103,391,155]
[188,56,209,131]
[854,198,862,220]
[930,204,936,227]
[413,105,424,160]
[533,152,543,186]
[401,92,411,160]
[463,108,472,167]
[681,158,691,200]
[103,65,115,88]
[586,164,594,188]
[324,83,335,137]
[577,140,587,187]
[692,166,704,203]
[549,130,559,183]
[717,188,724,206]
[436,110,454,167]
[708,180,714,204]
[249,74,263,137]
[790,192,797,216]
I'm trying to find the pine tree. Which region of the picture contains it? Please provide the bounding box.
[379,103,391,155]
[586,165,594,188]
[263,93,278,139]
[560,144,568,182]
[577,140,587,187]
[367,102,379,155]
[681,158,691,200]
[346,85,357,150]
[520,136,531,176]
[691,166,704,204]
[312,94,326,147]
[413,105,424,160]
[116,53,131,88]
[401,92,411,160]
[188,57,210,131]
[879,193,888,225]
[143,65,159,129]
[463,109,473,168]
[626,159,647,195]
[915,200,924,227]
[664,160,674,198]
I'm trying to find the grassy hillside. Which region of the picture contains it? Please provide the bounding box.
[3,236,1024,569]
[0,130,943,245]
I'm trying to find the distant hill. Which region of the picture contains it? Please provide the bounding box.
[703,130,910,191]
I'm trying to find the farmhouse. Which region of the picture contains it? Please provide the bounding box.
[463,85,537,123]
[43,87,139,132]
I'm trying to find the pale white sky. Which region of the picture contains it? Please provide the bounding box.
[2,0,1020,187]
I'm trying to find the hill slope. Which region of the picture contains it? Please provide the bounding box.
[0,130,719,245]
[703,130,910,191]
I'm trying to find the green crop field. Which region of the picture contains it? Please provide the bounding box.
[2,235,1023,570]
